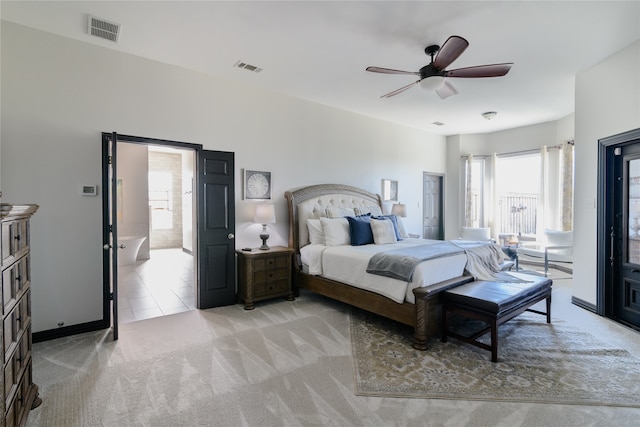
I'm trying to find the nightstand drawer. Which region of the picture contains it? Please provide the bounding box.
[253,279,289,297]
[254,268,288,284]
[253,255,288,270]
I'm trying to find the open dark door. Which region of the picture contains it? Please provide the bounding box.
[197,150,236,309]
[599,128,640,331]
[102,132,119,340]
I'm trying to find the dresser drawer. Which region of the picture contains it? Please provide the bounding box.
[2,256,29,314]
[4,325,31,409]
[3,291,30,360]
[253,279,289,297]
[1,219,29,269]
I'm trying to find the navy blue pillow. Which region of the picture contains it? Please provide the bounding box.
[373,214,402,241]
[347,215,374,246]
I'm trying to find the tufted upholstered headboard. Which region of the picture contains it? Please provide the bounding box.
[284,184,383,270]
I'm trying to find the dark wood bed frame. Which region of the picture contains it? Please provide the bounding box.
[284,183,471,350]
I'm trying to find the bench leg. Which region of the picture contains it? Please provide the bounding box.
[441,304,448,343]
[491,319,498,363]
[546,294,552,323]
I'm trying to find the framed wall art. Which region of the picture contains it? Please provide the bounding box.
[244,170,272,200]
[381,179,398,202]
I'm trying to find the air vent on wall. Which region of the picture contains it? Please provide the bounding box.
[88,15,121,43]
[234,60,262,73]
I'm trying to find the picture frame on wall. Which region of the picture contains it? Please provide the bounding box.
[381,179,398,202]
[244,169,272,200]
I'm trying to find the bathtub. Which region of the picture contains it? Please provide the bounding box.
[118,236,147,265]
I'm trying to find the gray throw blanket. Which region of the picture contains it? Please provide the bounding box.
[366,240,526,282]
[451,240,525,282]
[366,242,464,281]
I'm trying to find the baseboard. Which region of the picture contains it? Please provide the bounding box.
[571,296,597,313]
[182,247,192,255]
[33,319,108,343]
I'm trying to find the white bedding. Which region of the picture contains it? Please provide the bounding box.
[300,238,468,304]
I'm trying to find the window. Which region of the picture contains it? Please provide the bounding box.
[495,154,540,236]
[149,171,173,230]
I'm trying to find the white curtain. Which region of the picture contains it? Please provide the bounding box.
[464,155,474,227]
[536,145,550,241]
[490,153,499,241]
[561,141,575,231]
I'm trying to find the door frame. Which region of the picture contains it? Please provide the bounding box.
[597,127,640,321]
[101,133,202,333]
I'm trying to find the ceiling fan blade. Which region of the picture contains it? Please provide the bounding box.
[435,81,458,99]
[445,63,513,78]
[366,66,419,75]
[381,80,420,98]
[433,35,469,70]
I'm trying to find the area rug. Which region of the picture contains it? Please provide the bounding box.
[350,308,640,407]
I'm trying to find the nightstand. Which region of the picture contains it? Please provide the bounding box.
[236,246,294,310]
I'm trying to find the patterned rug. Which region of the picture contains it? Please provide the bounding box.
[350,308,640,407]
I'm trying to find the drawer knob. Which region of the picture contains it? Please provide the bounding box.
[15,276,22,282]
[14,235,21,241]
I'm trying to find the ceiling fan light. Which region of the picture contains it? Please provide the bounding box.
[420,76,446,91]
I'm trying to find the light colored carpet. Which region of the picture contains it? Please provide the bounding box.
[351,308,640,406]
[26,275,640,426]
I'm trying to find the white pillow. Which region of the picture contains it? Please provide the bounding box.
[396,216,409,239]
[307,219,324,245]
[370,218,398,245]
[461,227,491,241]
[319,217,351,246]
[326,207,355,218]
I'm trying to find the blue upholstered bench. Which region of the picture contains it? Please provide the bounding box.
[441,274,552,362]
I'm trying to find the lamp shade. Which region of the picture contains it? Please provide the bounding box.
[391,203,407,218]
[254,204,276,224]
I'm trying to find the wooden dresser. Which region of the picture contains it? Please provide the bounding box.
[1,204,40,427]
[236,246,294,310]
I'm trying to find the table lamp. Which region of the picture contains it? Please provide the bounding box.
[254,204,276,250]
[391,203,407,218]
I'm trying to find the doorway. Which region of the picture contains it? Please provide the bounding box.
[102,133,237,339]
[423,172,444,240]
[117,142,196,323]
[598,127,640,331]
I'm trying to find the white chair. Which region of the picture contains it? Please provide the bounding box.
[517,229,573,276]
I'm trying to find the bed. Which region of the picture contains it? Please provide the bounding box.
[284,183,476,350]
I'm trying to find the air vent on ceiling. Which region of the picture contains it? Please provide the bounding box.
[88,15,121,43]
[234,60,262,73]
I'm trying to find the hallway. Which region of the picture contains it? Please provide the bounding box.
[117,248,195,323]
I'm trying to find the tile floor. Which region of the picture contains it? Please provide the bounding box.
[117,248,195,324]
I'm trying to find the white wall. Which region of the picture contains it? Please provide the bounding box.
[117,143,150,260]
[0,22,446,332]
[573,40,640,305]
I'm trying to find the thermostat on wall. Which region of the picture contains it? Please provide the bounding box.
[81,185,98,196]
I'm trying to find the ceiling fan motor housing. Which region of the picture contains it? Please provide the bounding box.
[419,64,444,80]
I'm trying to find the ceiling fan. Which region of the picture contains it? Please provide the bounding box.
[366,35,513,100]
